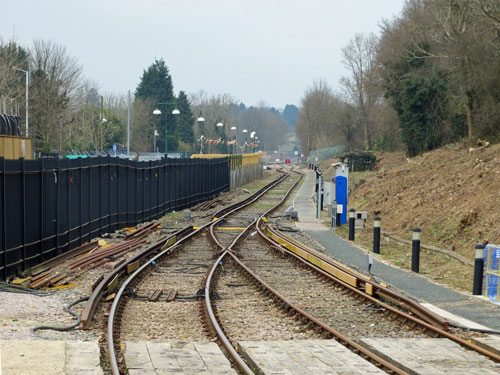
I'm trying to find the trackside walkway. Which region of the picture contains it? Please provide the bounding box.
[293,169,500,331]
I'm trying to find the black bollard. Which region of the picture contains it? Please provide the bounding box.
[473,243,485,295]
[348,209,355,241]
[373,216,381,254]
[411,227,421,273]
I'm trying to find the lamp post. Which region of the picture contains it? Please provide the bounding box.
[197,115,205,154]
[101,118,107,155]
[230,126,237,154]
[153,103,180,157]
[216,121,224,154]
[153,129,159,153]
[242,129,248,153]
[12,66,29,137]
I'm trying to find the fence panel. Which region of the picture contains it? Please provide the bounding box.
[0,156,230,280]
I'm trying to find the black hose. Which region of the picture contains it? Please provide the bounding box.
[30,296,89,333]
[0,282,53,297]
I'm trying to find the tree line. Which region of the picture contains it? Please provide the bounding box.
[297,0,500,157]
[0,37,291,154]
[189,92,290,153]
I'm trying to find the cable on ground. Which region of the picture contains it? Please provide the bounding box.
[0,282,53,297]
[30,296,89,333]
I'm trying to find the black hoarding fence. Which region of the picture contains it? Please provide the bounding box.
[0,155,229,280]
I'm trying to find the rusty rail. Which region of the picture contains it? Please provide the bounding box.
[80,226,193,328]
[254,180,500,364]
[107,171,289,375]
[28,241,98,276]
[205,171,407,374]
[265,226,449,330]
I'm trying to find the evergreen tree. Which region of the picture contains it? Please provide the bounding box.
[384,43,448,157]
[282,104,299,131]
[176,91,194,146]
[135,59,177,151]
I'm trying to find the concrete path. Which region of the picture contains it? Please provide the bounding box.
[238,339,386,375]
[360,338,500,374]
[293,169,500,330]
[0,340,102,375]
[123,341,237,375]
[238,338,500,375]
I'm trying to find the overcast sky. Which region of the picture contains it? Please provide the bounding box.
[1,0,405,109]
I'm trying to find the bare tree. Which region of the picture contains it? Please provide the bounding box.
[0,38,29,117]
[130,97,156,152]
[189,91,238,152]
[340,33,379,149]
[296,80,348,155]
[29,39,83,151]
[236,103,288,152]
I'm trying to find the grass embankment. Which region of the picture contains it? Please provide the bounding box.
[321,144,500,293]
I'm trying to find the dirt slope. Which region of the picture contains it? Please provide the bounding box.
[329,144,500,263]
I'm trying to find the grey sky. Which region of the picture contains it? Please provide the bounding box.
[1,0,404,109]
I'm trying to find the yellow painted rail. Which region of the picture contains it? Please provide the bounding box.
[265,228,359,289]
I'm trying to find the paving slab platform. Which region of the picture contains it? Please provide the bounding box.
[360,337,500,374]
[0,340,102,375]
[238,339,386,374]
[293,169,500,331]
[125,338,500,375]
[123,341,237,375]
[420,303,500,356]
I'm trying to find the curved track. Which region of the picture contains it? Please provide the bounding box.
[103,168,500,375]
[106,171,295,374]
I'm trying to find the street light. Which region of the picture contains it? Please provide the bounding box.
[197,116,205,154]
[101,118,108,155]
[153,103,180,156]
[154,129,159,153]
[242,129,248,153]
[250,132,257,153]
[216,122,224,154]
[230,126,237,154]
[12,66,29,137]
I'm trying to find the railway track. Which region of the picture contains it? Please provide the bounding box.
[203,171,500,374]
[96,168,500,375]
[105,170,297,374]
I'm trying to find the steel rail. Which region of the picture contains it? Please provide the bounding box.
[266,226,449,330]
[202,172,303,374]
[204,249,254,375]
[205,170,407,374]
[86,173,288,330]
[208,172,289,249]
[254,177,500,364]
[28,241,98,276]
[80,226,193,328]
[234,171,406,374]
[260,234,500,364]
[107,171,289,375]
[225,251,408,375]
